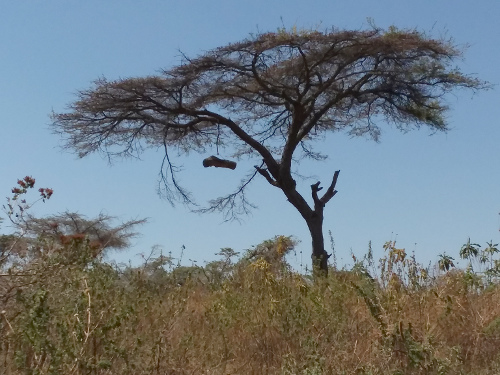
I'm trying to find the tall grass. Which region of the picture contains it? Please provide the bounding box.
[2,236,500,374]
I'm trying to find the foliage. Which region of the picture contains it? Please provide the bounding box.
[18,211,146,257]
[3,176,53,227]
[458,238,500,286]
[3,177,500,373]
[1,176,54,270]
[1,177,146,266]
[2,233,500,374]
[51,25,488,275]
[438,253,455,272]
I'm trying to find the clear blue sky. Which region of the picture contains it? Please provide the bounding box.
[1,1,498,270]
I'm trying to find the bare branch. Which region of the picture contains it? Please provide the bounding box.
[320,170,340,205]
[254,164,279,187]
[311,181,324,208]
[311,170,340,210]
[158,140,196,206]
[195,168,260,221]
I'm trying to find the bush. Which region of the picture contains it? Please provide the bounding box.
[2,235,500,374]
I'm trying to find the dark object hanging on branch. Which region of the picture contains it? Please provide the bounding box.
[51,25,489,277]
[202,156,237,170]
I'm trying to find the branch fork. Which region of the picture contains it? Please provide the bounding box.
[255,165,279,187]
[311,170,340,208]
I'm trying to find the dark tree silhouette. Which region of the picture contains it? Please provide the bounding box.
[51,26,486,275]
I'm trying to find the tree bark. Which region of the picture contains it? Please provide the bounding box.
[202,155,237,170]
[276,171,339,277]
[306,213,330,277]
[307,170,340,277]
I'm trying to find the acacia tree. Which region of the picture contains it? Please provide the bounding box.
[17,212,146,257]
[51,26,486,275]
[1,177,145,265]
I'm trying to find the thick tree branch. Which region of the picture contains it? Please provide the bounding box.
[311,170,340,210]
[311,181,324,208]
[320,170,340,205]
[255,165,279,187]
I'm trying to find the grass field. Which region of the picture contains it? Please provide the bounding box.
[2,235,500,374]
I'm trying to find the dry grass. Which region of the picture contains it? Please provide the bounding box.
[2,237,500,374]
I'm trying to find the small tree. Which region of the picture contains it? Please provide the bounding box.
[459,237,482,272]
[1,177,145,265]
[438,253,455,272]
[18,212,146,259]
[51,26,486,275]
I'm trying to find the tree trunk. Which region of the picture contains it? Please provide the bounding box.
[275,171,339,278]
[306,214,329,277]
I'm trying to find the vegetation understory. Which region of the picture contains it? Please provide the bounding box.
[2,233,500,375]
